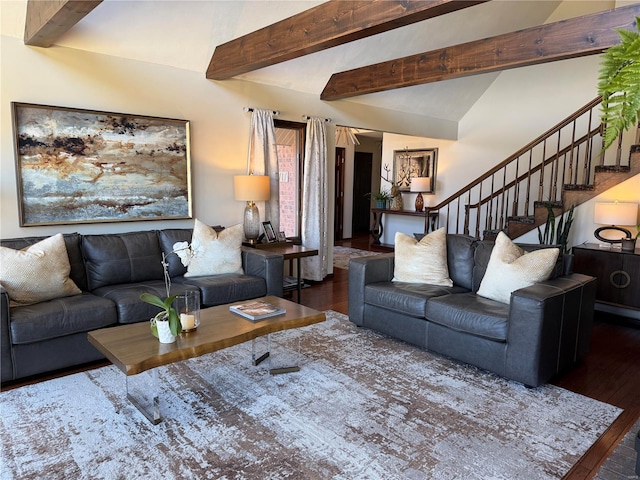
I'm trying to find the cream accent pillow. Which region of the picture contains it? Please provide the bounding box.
[477,231,559,304]
[184,219,244,277]
[392,227,453,286]
[0,233,82,306]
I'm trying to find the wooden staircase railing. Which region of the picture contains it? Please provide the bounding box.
[425,96,630,239]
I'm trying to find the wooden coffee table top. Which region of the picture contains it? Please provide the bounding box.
[88,296,325,376]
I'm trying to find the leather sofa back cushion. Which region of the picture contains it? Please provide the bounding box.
[0,233,88,291]
[446,234,478,290]
[158,229,193,277]
[81,231,164,290]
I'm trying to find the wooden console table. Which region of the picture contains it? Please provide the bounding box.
[370,208,439,246]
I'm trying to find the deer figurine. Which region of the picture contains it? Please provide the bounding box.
[382,164,403,211]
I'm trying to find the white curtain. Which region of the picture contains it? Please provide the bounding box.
[301,117,329,281]
[247,109,279,230]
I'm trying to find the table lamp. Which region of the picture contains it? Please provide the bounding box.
[234,174,270,244]
[593,202,638,246]
[410,177,431,212]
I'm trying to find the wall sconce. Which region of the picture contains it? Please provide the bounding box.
[234,174,270,244]
[410,177,431,212]
[593,202,638,246]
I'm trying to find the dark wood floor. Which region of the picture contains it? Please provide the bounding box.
[4,234,639,479]
[332,234,640,480]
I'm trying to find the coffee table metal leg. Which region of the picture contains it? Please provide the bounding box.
[269,334,302,375]
[252,335,270,366]
[126,368,162,425]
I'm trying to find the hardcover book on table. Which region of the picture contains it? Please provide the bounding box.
[229,300,286,321]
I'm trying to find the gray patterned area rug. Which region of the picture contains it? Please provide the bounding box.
[333,246,382,269]
[0,311,621,480]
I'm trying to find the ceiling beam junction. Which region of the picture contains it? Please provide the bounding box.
[321,4,640,100]
[206,0,489,80]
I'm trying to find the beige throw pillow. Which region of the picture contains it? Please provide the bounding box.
[184,219,244,277]
[477,231,559,304]
[392,227,453,286]
[0,233,82,306]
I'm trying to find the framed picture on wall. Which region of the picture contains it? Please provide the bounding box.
[12,102,192,226]
[262,221,277,242]
[393,148,438,193]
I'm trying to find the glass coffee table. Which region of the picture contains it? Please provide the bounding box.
[88,296,325,424]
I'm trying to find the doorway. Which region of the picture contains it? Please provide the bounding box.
[352,151,373,235]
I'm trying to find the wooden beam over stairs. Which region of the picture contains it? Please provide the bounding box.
[321,4,640,100]
[24,0,102,47]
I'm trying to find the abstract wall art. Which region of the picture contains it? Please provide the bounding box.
[12,103,192,226]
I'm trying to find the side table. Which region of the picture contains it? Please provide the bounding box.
[244,242,319,303]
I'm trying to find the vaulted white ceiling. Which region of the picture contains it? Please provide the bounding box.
[3,0,616,121]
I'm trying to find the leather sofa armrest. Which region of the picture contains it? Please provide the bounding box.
[505,273,596,387]
[242,247,284,297]
[0,283,14,383]
[348,253,395,326]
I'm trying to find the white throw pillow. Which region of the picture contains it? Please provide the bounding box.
[477,231,559,304]
[184,220,244,277]
[0,233,82,306]
[392,227,453,286]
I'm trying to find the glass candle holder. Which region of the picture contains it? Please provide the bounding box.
[174,290,200,333]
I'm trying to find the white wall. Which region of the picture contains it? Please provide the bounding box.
[0,35,457,243]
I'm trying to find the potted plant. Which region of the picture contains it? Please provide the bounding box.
[598,16,640,151]
[368,189,392,209]
[140,241,193,343]
[538,204,574,254]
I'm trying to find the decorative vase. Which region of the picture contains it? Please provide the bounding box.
[155,319,177,344]
[376,200,386,209]
[174,290,200,333]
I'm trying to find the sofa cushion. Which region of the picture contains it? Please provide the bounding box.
[446,234,478,290]
[392,228,453,286]
[92,281,199,325]
[157,228,193,277]
[365,281,468,318]
[9,293,117,344]
[472,239,565,291]
[1,233,88,291]
[477,232,559,304]
[178,274,266,307]
[425,292,509,342]
[82,231,164,290]
[185,220,243,277]
[0,234,82,306]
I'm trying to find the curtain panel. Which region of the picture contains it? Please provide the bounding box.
[247,109,280,231]
[301,117,329,281]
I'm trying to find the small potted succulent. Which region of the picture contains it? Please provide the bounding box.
[368,190,392,209]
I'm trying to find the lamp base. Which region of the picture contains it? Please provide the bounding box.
[243,201,261,243]
[594,225,632,244]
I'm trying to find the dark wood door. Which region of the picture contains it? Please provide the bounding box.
[334,147,345,242]
[352,152,373,235]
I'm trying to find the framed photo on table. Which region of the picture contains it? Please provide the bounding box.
[262,221,277,242]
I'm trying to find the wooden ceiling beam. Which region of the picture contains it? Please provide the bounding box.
[321,4,640,100]
[24,0,102,47]
[206,0,490,80]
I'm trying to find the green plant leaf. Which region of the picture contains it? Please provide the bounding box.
[140,293,166,309]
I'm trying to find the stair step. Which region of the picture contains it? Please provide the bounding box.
[563,184,595,191]
[594,165,631,173]
[508,215,535,225]
[533,200,563,209]
[482,228,506,241]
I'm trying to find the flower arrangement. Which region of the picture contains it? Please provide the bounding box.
[140,242,193,339]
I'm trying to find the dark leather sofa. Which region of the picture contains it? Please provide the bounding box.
[348,234,596,387]
[1,228,283,383]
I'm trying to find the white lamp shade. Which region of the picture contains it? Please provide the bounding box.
[234,175,270,201]
[594,202,638,226]
[410,177,431,193]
